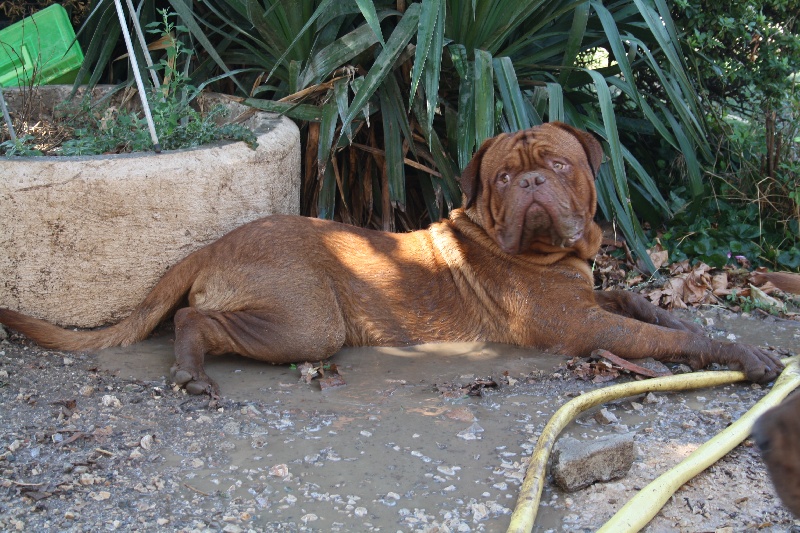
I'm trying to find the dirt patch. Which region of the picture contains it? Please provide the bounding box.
[0,308,798,532]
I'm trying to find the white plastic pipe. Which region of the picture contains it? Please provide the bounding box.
[112,0,161,152]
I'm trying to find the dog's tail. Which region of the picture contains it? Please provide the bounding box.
[0,249,205,352]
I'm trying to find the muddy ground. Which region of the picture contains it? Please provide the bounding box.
[1,307,799,532]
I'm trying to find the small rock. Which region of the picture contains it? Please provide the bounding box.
[140,435,154,450]
[222,421,240,435]
[129,449,144,460]
[269,464,289,477]
[156,518,169,526]
[437,465,461,476]
[457,422,484,440]
[64,511,76,520]
[444,407,476,422]
[101,395,121,408]
[552,433,636,492]
[701,408,731,420]
[594,408,618,425]
[354,506,368,517]
[79,386,94,397]
[63,357,74,366]
[222,525,243,533]
[471,502,488,522]
[90,490,111,501]
[643,392,661,404]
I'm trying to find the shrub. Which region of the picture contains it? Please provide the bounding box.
[663,0,800,270]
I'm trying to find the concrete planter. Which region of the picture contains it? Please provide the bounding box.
[0,86,300,327]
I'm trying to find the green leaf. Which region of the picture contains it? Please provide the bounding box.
[342,3,421,127]
[263,0,336,85]
[299,20,382,88]
[409,0,441,105]
[591,1,639,106]
[354,0,386,46]
[422,0,446,140]
[449,44,475,171]
[662,105,703,200]
[545,82,564,123]
[493,56,531,131]
[243,98,324,122]
[168,0,249,94]
[379,86,406,210]
[318,99,339,173]
[473,49,495,150]
[334,78,351,140]
[317,160,337,220]
[559,1,589,86]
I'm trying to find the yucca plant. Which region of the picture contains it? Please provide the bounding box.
[77,0,710,271]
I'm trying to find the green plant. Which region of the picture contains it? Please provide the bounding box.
[76,0,713,271]
[726,290,783,316]
[0,134,43,156]
[62,10,256,155]
[1,9,256,156]
[665,0,800,272]
[656,183,800,271]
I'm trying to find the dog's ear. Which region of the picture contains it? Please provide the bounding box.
[459,136,500,209]
[551,122,604,178]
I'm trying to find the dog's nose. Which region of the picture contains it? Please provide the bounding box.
[519,174,546,188]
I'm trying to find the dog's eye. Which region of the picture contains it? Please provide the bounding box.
[552,161,566,170]
[497,173,510,184]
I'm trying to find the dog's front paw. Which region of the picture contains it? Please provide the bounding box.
[726,345,783,383]
[170,366,220,397]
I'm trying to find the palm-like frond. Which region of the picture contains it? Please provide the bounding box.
[77,0,711,270]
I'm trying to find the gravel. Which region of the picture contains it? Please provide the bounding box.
[0,308,798,532]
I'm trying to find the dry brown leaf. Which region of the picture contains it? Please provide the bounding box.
[648,249,669,271]
[712,272,729,295]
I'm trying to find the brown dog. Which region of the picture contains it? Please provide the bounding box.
[0,122,782,396]
[753,391,800,516]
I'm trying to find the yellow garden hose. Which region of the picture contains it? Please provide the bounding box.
[507,356,800,533]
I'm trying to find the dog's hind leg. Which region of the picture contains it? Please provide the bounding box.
[169,306,346,396]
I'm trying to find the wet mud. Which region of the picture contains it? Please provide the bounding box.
[1,308,798,531]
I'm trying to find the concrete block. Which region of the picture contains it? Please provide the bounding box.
[0,86,300,327]
[552,433,635,492]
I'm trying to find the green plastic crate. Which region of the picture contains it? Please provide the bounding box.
[0,4,84,87]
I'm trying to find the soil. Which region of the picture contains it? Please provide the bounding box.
[1,307,799,532]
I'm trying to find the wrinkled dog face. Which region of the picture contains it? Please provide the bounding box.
[460,122,604,258]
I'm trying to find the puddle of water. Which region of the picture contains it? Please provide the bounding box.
[100,334,566,406]
[100,335,570,529]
